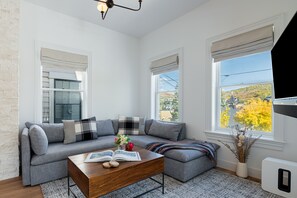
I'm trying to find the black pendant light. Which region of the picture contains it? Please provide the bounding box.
[94,0,142,20]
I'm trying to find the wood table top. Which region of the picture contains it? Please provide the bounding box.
[68,146,164,179]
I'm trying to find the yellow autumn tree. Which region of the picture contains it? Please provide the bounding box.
[220,106,230,128]
[234,98,272,132]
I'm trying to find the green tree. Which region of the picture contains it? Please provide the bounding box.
[159,87,179,121]
[170,91,179,121]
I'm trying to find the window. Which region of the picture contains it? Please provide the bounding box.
[151,54,181,122]
[154,70,179,121]
[40,48,88,123]
[53,79,82,123]
[42,72,85,123]
[211,25,274,134]
[218,52,273,133]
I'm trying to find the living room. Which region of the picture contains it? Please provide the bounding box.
[1,0,297,197]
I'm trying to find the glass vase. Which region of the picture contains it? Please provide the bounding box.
[117,144,126,151]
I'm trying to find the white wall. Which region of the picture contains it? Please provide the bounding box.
[20,1,140,129]
[139,0,297,178]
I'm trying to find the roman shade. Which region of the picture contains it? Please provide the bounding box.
[151,54,179,75]
[211,25,274,62]
[40,48,88,71]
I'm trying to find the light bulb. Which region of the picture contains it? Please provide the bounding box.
[97,2,108,12]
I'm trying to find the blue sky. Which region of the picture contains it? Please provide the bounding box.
[159,70,179,92]
[220,51,273,87]
[157,51,272,92]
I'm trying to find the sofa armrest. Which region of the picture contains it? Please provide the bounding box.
[21,127,31,186]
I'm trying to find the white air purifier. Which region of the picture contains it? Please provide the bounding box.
[262,157,297,198]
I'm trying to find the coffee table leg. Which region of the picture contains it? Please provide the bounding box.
[68,175,70,196]
[162,173,164,194]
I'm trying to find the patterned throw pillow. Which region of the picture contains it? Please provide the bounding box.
[118,116,145,135]
[63,116,97,144]
[75,117,97,141]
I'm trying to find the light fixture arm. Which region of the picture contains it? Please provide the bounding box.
[113,0,142,11]
[95,0,142,20]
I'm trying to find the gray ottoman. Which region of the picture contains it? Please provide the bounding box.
[163,149,217,182]
[130,136,219,182]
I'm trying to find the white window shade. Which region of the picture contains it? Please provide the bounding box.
[211,25,274,62]
[40,48,88,71]
[151,54,179,75]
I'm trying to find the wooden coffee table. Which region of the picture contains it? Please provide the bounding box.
[67,146,164,198]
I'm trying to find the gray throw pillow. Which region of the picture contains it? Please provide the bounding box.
[29,125,48,155]
[147,120,183,141]
[96,119,115,136]
[63,120,76,144]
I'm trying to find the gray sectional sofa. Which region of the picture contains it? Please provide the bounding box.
[20,119,219,186]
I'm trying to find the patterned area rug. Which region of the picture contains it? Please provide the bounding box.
[40,169,283,198]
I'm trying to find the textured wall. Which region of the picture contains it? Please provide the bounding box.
[0,0,20,180]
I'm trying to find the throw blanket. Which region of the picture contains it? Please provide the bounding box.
[145,141,217,163]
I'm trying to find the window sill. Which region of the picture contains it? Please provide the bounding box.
[205,130,285,151]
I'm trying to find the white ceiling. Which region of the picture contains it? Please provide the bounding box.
[24,0,208,38]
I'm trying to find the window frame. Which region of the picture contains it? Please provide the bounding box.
[42,78,84,123]
[150,48,183,122]
[205,14,286,150]
[214,57,274,137]
[34,42,92,123]
[152,70,179,121]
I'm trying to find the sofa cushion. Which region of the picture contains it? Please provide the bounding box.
[31,136,116,166]
[145,119,186,140]
[96,119,115,136]
[163,149,207,163]
[25,122,64,143]
[129,135,172,148]
[163,140,220,162]
[144,119,153,134]
[147,120,183,141]
[112,119,119,134]
[63,117,97,144]
[129,136,217,163]
[177,122,187,141]
[118,116,145,135]
[29,125,48,155]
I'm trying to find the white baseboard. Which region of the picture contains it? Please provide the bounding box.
[217,159,262,179]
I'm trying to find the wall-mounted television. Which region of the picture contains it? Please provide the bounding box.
[271,11,297,118]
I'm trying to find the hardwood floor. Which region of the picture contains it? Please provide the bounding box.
[0,167,260,198]
[0,177,42,198]
[215,167,261,183]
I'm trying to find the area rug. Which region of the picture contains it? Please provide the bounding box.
[40,169,283,198]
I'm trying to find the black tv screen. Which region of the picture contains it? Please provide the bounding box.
[271,11,297,99]
[271,11,297,118]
